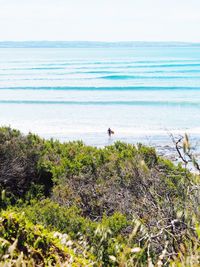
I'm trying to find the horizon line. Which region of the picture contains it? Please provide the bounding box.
[1,40,200,43]
[1,40,200,48]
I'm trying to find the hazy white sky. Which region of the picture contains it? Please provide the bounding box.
[0,0,200,42]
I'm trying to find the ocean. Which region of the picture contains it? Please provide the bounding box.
[0,43,200,148]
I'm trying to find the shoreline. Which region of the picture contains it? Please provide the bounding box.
[2,123,200,166]
[13,128,200,165]
[46,132,200,169]
[4,125,200,159]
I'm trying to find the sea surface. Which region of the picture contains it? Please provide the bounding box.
[0,43,200,149]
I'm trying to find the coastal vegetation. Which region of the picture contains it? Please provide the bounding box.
[0,127,199,266]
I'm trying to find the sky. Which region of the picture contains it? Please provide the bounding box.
[0,0,200,42]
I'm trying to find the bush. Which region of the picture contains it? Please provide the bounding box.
[0,210,95,266]
[0,127,199,266]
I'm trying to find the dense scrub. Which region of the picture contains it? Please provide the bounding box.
[0,210,94,266]
[0,127,199,266]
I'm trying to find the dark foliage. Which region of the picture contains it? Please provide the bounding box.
[0,127,199,266]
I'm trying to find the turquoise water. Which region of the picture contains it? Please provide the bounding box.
[0,44,200,146]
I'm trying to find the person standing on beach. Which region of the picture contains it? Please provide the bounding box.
[107,128,114,137]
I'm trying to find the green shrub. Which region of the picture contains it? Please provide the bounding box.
[0,210,95,266]
[0,127,199,266]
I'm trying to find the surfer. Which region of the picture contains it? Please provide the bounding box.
[107,128,114,137]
